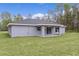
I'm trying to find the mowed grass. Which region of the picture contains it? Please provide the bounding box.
[0,31,79,56]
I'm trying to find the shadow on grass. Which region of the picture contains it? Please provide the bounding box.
[0,32,10,38]
[5,33,10,38]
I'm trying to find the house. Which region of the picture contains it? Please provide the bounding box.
[7,19,66,37]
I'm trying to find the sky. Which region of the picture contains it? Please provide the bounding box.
[0,3,57,16]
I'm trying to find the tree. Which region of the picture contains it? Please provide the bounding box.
[71,4,79,31]
[47,10,53,20]
[1,20,10,31]
[0,12,12,31]
[56,3,64,24]
[56,4,72,31]
[60,3,79,32]
[0,22,1,31]
[13,14,23,22]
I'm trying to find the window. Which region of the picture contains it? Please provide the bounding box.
[37,27,41,31]
[55,27,59,32]
[46,27,52,34]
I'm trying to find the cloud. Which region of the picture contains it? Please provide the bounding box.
[38,3,46,5]
[32,13,44,19]
[23,16,27,19]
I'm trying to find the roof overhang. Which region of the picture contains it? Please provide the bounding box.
[7,23,66,27]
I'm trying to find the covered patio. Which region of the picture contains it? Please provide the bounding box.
[36,25,65,37]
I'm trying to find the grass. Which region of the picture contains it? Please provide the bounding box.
[0,31,79,56]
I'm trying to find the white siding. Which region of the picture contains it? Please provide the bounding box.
[51,27,65,35]
[51,27,59,35]
[8,25,65,37]
[11,26,41,37]
[8,26,12,35]
[59,27,65,35]
[51,27,55,34]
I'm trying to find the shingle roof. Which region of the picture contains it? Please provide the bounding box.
[14,19,58,24]
[8,19,66,27]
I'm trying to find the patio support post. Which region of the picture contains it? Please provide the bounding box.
[41,26,45,37]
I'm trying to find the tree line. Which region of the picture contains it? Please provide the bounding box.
[0,12,23,31]
[56,3,79,32]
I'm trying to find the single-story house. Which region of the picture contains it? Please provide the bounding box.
[7,19,66,37]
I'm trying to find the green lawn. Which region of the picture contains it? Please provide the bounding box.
[0,31,79,56]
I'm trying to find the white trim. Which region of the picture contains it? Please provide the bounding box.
[7,23,66,27]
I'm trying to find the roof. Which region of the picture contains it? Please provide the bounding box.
[8,19,66,27]
[14,19,57,24]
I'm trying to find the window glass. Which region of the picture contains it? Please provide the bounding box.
[37,27,41,31]
[55,27,59,32]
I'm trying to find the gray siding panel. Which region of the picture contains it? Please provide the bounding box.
[9,25,65,37]
[11,26,41,37]
[8,26,12,36]
[59,27,65,35]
